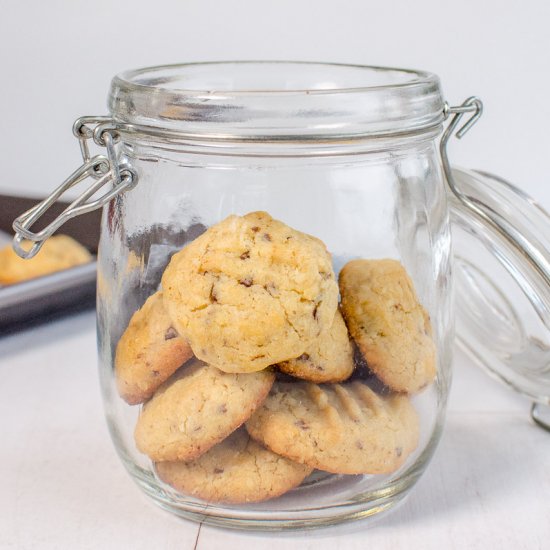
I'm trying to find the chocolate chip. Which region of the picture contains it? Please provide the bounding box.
[209,285,218,303]
[239,277,253,287]
[214,468,224,474]
[294,419,310,430]
[312,304,319,320]
[240,251,250,260]
[251,226,260,232]
[164,327,178,340]
[356,441,364,450]
[263,233,272,242]
[298,353,310,361]
[218,404,227,414]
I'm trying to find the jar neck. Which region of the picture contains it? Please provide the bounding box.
[115,123,443,159]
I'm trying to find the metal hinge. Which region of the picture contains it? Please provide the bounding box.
[12,116,137,259]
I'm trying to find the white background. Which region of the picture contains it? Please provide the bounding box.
[0,0,549,201]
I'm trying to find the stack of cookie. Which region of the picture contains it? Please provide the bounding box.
[114,211,436,504]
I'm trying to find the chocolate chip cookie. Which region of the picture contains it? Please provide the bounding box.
[246,380,419,474]
[339,259,436,393]
[135,359,275,462]
[115,291,194,405]
[155,427,312,503]
[161,211,339,373]
[0,234,91,285]
[278,309,354,383]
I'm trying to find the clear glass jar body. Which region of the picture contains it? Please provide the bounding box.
[96,63,453,529]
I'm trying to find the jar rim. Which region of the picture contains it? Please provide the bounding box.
[114,60,438,95]
[108,61,445,142]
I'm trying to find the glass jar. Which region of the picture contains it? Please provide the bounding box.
[12,61,550,529]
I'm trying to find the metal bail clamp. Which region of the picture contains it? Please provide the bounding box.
[11,116,137,259]
[440,96,484,201]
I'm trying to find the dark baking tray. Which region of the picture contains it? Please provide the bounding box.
[0,194,101,333]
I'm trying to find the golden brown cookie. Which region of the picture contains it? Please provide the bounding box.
[161,211,338,373]
[114,291,194,405]
[278,310,354,383]
[155,427,312,504]
[135,359,275,462]
[339,259,436,393]
[0,234,92,285]
[246,381,419,475]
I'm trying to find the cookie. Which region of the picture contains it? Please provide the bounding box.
[339,259,436,393]
[0,234,92,285]
[155,427,312,504]
[246,381,419,475]
[278,309,354,383]
[134,359,275,462]
[161,211,338,373]
[114,291,194,405]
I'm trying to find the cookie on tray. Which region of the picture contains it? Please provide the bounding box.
[161,211,338,373]
[278,309,354,383]
[115,291,194,405]
[339,259,436,393]
[155,427,312,504]
[246,381,419,475]
[135,359,275,462]
[0,234,92,285]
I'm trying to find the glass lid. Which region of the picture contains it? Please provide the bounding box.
[450,167,550,430]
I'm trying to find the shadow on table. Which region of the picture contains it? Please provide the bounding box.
[0,304,95,358]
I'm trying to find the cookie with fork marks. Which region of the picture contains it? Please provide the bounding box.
[246,381,419,475]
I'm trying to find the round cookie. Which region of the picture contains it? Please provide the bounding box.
[115,291,194,405]
[135,359,275,462]
[339,259,436,393]
[161,211,339,374]
[278,309,354,383]
[0,234,92,285]
[246,381,419,475]
[155,427,313,504]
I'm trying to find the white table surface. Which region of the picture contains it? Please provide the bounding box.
[1,309,549,550]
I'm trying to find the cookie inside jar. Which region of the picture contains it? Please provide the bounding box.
[114,211,436,505]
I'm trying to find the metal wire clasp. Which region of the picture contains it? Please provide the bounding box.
[12,117,137,259]
[440,97,484,200]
